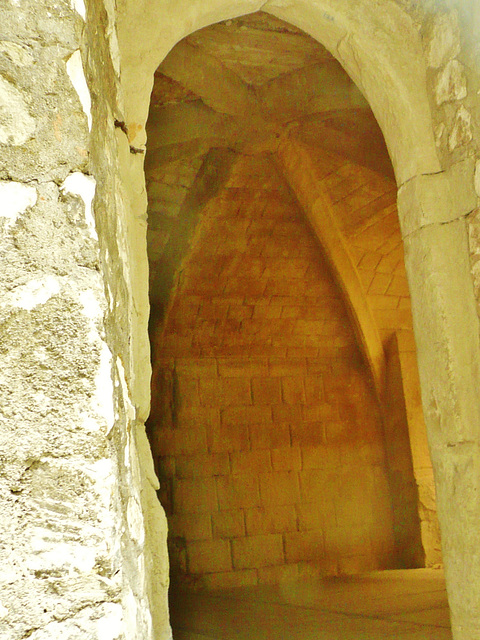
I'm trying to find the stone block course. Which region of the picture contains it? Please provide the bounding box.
[174,453,230,478]
[208,420,250,452]
[232,534,284,569]
[199,377,252,407]
[245,505,297,535]
[188,539,232,574]
[271,447,302,471]
[200,569,258,589]
[217,475,261,510]
[174,477,218,514]
[251,377,282,405]
[230,449,272,475]
[169,513,212,541]
[281,376,306,404]
[259,471,300,507]
[212,510,246,538]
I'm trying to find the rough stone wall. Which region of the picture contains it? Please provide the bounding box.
[0,1,169,638]
[149,153,400,588]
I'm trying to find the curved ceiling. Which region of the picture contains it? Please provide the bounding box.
[145,11,411,395]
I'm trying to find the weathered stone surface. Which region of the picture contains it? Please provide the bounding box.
[0,0,169,638]
[0,76,36,145]
[0,0,87,181]
[397,157,476,237]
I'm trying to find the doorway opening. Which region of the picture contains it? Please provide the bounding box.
[144,3,441,610]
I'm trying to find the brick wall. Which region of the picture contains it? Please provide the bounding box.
[149,153,397,588]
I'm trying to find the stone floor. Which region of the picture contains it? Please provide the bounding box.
[169,569,452,639]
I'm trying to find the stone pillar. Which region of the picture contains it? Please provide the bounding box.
[398,164,480,639]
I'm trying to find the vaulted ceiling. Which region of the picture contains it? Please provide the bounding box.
[147,12,394,180]
[145,11,409,392]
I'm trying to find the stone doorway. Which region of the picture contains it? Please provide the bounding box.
[144,13,440,591]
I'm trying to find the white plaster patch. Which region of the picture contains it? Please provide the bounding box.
[0,75,36,145]
[475,161,480,198]
[30,530,97,573]
[0,603,8,619]
[117,357,136,421]
[62,172,97,239]
[123,588,141,640]
[449,105,472,151]
[5,275,61,311]
[71,0,86,20]
[97,605,123,640]
[0,41,34,66]
[79,288,102,320]
[80,412,102,433]
[94,342,115,433]
[435,60,467,105]
[0,181,37,227]
[66,50,92,130]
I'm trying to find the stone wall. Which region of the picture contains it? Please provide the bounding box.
[0,0,169,638]
[2,0,480,639]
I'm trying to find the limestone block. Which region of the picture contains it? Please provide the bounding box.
[284,531,324,564]
[397,157,476,237]
[231,534,284,569]
[0,4,88,183]
[404,218,480,447]
[245,505,297,536]
[230,449,272,475]
[200,569,257,589]
[258,564,298,584]
[173,477,217,514]
[259,471,300,507]
[212,510,245,538]
[216,475,260,510]
[170,513,212,541]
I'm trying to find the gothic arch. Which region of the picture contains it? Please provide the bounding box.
[116,2,480,638]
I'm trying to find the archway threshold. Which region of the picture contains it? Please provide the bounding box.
[169,568,451,639]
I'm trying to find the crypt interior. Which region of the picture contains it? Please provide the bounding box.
[145,12,445,639]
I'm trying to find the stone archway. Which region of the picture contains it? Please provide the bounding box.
[116,2,480,638]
